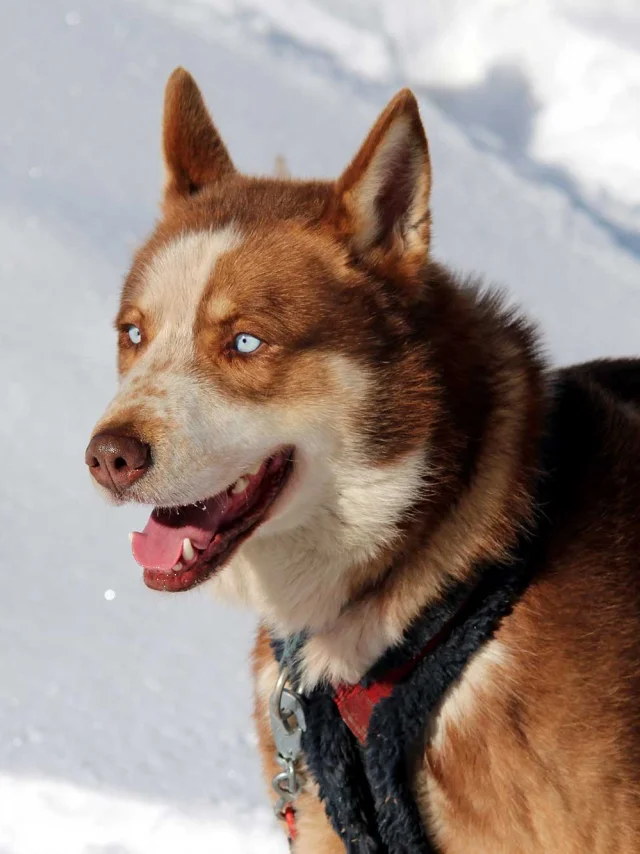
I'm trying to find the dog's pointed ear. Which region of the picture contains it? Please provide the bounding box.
[329,89,431,277]
[162,68,235,205]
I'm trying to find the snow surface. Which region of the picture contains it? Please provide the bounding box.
[0,0,639,851]
[137,0,640,245]
[0,774,283,854]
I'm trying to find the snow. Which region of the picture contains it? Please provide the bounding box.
[137,0,640,242]
[0,0,638,851]
[0,774,284,854]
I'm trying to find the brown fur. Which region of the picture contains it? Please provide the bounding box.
[90,68,640,852]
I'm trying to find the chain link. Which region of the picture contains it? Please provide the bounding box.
[269,665,306,821]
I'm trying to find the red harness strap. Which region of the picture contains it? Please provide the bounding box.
[333,605,464,744]
[283,803,297,841]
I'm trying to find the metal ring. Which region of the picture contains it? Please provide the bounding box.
[274,796,288,818]
[270,665,298,735]
[284,758,297,795]
[273,771,297,800]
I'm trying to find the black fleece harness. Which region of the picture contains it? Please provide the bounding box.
[270,381,570,853]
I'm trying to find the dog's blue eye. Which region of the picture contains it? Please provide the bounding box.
[127,325,142,345]
[234,333,262,354]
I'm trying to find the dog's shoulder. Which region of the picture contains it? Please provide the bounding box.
[547,357,640,532]
[554,356,640,451]
[523,356,640,658]
[420,359,640,852]
[563,356,640,407]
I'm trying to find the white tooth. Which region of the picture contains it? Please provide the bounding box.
[172,562,183,572]
[128,532,134,544]
[182,538,195,561]
[247,460,263,477]
[232,476,250,494]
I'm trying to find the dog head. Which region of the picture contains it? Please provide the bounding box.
[86,69,437,631]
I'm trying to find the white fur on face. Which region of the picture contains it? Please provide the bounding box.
[140,227,242,334]
[214,442,428,639]
[94,226,267,507]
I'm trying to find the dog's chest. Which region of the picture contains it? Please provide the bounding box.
[258,630,587,854]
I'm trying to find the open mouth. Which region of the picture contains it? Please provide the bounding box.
[130,448,294,592]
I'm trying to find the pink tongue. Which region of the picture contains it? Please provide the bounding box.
[131,496,230,571]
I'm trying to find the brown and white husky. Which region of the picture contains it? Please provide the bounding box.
[86,69,640,853]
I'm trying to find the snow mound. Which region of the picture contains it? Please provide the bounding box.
[142,0,640,240]
[0,774,284,854]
